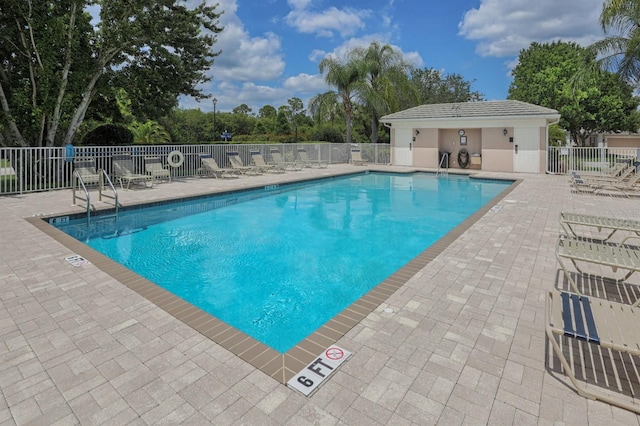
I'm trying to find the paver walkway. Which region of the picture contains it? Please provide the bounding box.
[1,165,640,425]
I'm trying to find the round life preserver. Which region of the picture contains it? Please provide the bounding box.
[167,150,184,168]
[458,149,470,169]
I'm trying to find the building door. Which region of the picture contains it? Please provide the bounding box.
[513,127,540,173]
[394,128,413,166]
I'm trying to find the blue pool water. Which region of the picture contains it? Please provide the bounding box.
[56,172,511,352]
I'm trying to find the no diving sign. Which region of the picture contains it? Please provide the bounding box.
[287,345,351,396]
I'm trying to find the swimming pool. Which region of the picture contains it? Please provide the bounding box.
[54,172,512,353]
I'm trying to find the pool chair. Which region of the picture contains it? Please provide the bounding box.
[197,153,240,179]
[546,289,640,414]
[73,157,101,187]
[297,147,328,168]
[570,164,635,184]
[144,156,171,183]
[250,151,285,173]
[350,148,368,166]
[226,151,262,175]
[592,172,640,197]
[112,154,153,190]
[560,212,640,246]
[270,148,302,171]
[556,236,640,304]
[570,171,640,197]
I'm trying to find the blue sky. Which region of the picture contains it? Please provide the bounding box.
[184,0,606,113]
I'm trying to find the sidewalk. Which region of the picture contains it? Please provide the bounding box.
[1,166,639,425]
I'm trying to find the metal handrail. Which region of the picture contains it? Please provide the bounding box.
[72,170,93,223]
[98,170,119,219]
[436,153,449,176]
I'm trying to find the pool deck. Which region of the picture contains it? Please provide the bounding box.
[1,165,640,425]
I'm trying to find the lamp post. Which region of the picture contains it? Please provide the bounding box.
[212,97,217,141]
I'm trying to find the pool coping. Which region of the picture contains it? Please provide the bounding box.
[26,172,522,385]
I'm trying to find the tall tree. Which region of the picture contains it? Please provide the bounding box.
[0,0,222,147]
[409,68,483,105]
[351,42,411,143]
[509,41,640,145]
[318,56,361,144]
[590,0,640,86]
[308,91,342,127]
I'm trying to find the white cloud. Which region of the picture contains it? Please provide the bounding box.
[285,1,371,38]
[314,35,424,69]
[209,0,285,82]
[283,73,327,94]
[459,0,604,57]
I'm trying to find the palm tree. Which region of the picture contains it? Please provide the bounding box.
[590,0,640,85]
[352,42,412,143]
[318,56,361,144]
[129,120,172,144]
[308,91,342,127]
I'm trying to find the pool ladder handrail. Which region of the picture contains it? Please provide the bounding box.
[436,152,449,176]
[72,169,119,224]
[72,170,95,223]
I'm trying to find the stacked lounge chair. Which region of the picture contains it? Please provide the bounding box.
[546,211,640,413]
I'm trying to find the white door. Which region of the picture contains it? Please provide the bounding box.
[394,128,413,166]
[513,127,540,173]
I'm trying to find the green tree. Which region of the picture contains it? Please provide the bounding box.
[0,0,222,147]
[232,104,253,116]
[508,41,640,145]
[308,91,343,128]
[129,120,171,144]
[288,97,305,142]
[409,68,483,105]
[351,41,412,143]
[590,0,640,86]
[160,109,213,144]
[319,55,361,144]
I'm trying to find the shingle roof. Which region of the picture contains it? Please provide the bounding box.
[380,100,559,121]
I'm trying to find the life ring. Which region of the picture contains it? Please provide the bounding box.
[458,149,470,169]
[167,150,184,168]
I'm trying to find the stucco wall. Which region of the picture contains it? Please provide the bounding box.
[478,127,513,172]
[413,128,438,167]
[387,113,557,173]
[606,136,640,148]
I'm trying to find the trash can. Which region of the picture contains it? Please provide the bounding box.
[439,151,450,167]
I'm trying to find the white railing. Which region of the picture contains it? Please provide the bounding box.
[0,143,391,195]
[547,146,639,175]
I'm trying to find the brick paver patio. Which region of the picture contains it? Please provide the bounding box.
[1,165,640,425]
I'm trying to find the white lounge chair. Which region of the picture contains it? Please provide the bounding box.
[144,156,171,182]
[297,147,328,168]
[112,154,153,189]
[73,157,101,186]
[546,289,640,414]
[270,149,302,171]
[226,151,262,175]
[560,212,640,246]
[250,151,285,173]
[556,236,640,305]
[350,148,368,166]
[198,154,239,179]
